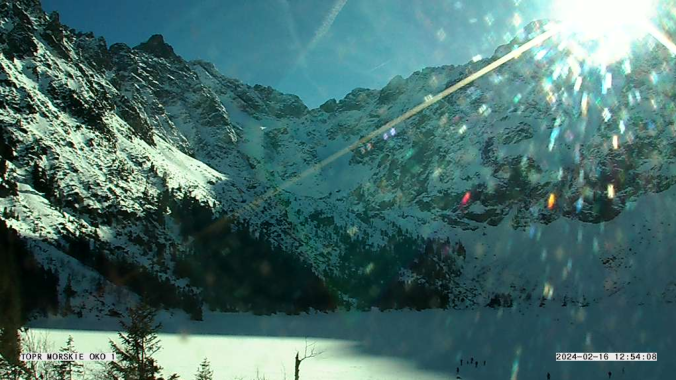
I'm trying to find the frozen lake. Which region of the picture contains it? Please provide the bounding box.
[30,300,674,380]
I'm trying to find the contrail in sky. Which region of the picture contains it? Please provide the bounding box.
[311,0,348,49]
[277,0,347,100]
[292,0,348,69]
[368,59,392,73]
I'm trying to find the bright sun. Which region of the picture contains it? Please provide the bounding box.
[555,0,658,64]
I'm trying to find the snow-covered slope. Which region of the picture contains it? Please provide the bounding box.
[2,0,675,316]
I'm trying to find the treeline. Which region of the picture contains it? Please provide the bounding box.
[331,225,466,310]
[167,194,338,314]
[61,233,204,320]
[0,219,60,323]
[0,124,18,198]
[145,185,467,314]
[382,236,465,310]
[0,219,60,378]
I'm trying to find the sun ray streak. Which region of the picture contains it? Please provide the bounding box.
[204,23,562,234]
[644,22,676,55]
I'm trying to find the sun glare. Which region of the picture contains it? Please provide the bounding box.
[555,0,658,64]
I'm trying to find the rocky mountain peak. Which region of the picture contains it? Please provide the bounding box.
[319,98,338,113]
[134,34,181,61]
[493,19,551,57]
[378,75,406,104]
[4,0,43,17]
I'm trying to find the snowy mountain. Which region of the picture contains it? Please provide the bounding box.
[2,0,676,320]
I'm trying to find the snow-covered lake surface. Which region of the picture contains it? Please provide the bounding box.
[30,303,674,380]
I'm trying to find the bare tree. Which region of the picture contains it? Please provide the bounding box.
[254,368,267,380]
[21,329,57,380]
[279,363,287,380]
[293,339,323,380]
[84,362,113,380]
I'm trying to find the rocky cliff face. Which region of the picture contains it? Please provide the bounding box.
[2,0,675,317]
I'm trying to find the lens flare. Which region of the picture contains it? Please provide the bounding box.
[556,0,655,37]
[555,0,657,64]
[461,191,471,206]
[548,193,557,210]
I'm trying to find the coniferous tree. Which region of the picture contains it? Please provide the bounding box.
[1,220,28,380]
[194,358,213,380]
[55,335,83,380]
[108,303,163,380]
[0,158,7,180]
[62,276,76,316]
[31,161,53,196]
[0,327,25,380]
[0,127,16,197]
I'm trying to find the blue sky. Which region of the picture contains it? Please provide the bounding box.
[42,0,550,108]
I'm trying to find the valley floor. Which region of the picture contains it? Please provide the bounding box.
[29,300,675,380]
